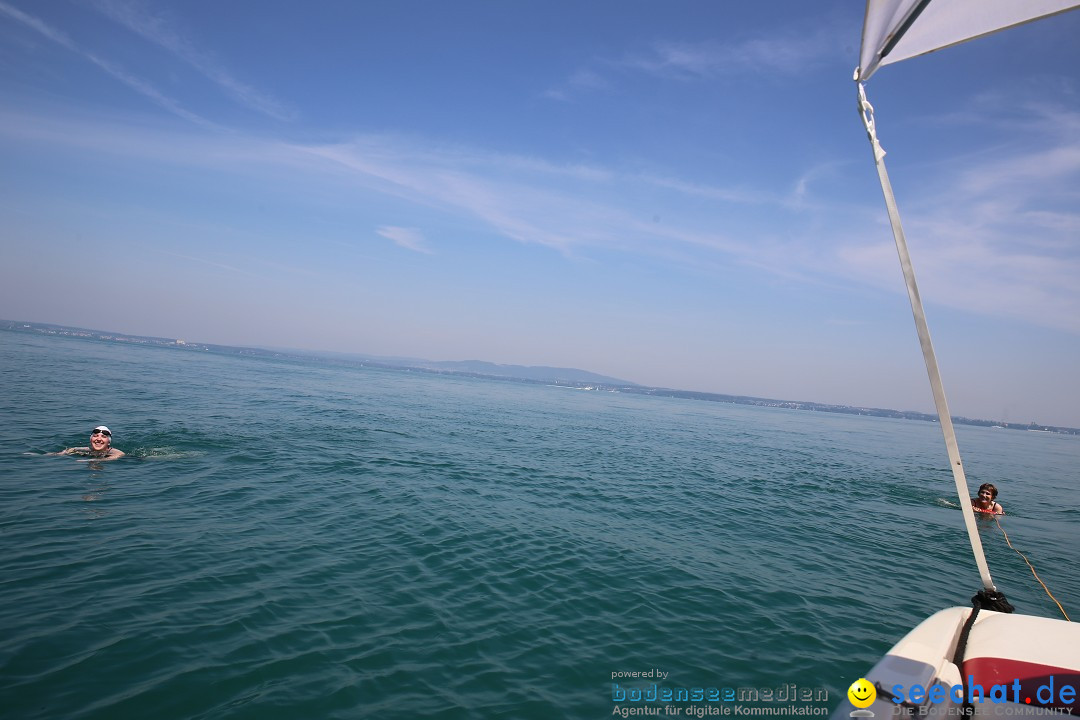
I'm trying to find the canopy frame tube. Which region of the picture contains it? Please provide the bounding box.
[857,78,995,592]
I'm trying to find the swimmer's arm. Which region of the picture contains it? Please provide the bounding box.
[108,449,125,459]
[53,447,87,456]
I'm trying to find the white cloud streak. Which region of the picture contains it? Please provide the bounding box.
[0,1,215,128]
[88,0,295,122]
[2,98,1077,335]
[157,250,254,275]
[377,226,434,254]
[542,69,611,102]
[547,21,847,100]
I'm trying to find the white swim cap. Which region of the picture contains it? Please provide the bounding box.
[92,425,112,436]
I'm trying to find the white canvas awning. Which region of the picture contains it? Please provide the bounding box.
[857,0,1080,82]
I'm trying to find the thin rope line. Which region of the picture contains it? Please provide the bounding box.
[994,515,1071,622]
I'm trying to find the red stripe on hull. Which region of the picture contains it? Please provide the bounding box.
[963,658,1079,714]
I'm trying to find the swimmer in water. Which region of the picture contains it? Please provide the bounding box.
[56,426,125,461]
[971,483,1003,515]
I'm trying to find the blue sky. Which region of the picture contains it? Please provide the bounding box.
[2,1,1078,426]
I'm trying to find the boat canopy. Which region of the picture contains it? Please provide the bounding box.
[857,0,1080,82]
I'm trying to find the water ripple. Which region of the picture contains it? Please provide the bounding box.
[2,333,1078,718]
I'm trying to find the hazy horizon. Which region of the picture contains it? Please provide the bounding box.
[2,2,1078,426]
[10,316,1079,431]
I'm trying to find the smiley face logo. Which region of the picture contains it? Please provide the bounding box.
[848,678,876,709]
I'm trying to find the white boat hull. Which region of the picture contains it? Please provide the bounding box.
[832,607,1080,717]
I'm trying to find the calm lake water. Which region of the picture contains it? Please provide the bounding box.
[2,331,1077,719]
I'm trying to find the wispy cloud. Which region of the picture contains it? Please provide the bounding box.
[628,28,842,80]
[637,173,778,206]
[0,0,68,44]
[157,249,253,275]
[954,143,1080,201]
[2,99,1077,335]
[546,22,846,100]
[89,0,294,122]
[834,101,1080,333]
[543,69,611,102]
[0,1,215,127]
[377,226,434,254]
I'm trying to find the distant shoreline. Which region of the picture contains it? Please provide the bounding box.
[4,319,1076,435]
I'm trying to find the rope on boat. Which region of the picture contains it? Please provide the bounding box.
[994,516,1072,621]
[952,601,981,716]
[953,589,1016,715]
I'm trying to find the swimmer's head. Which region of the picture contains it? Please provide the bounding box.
[978,483,998,500]
[90,426,112,450]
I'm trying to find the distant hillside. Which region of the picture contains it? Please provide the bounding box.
[4,319,1077,434]
[257,349,634,386]
[1,320,633,387]
[410,360,633,386]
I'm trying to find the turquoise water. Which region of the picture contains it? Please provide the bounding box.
[2,331,1077,719]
